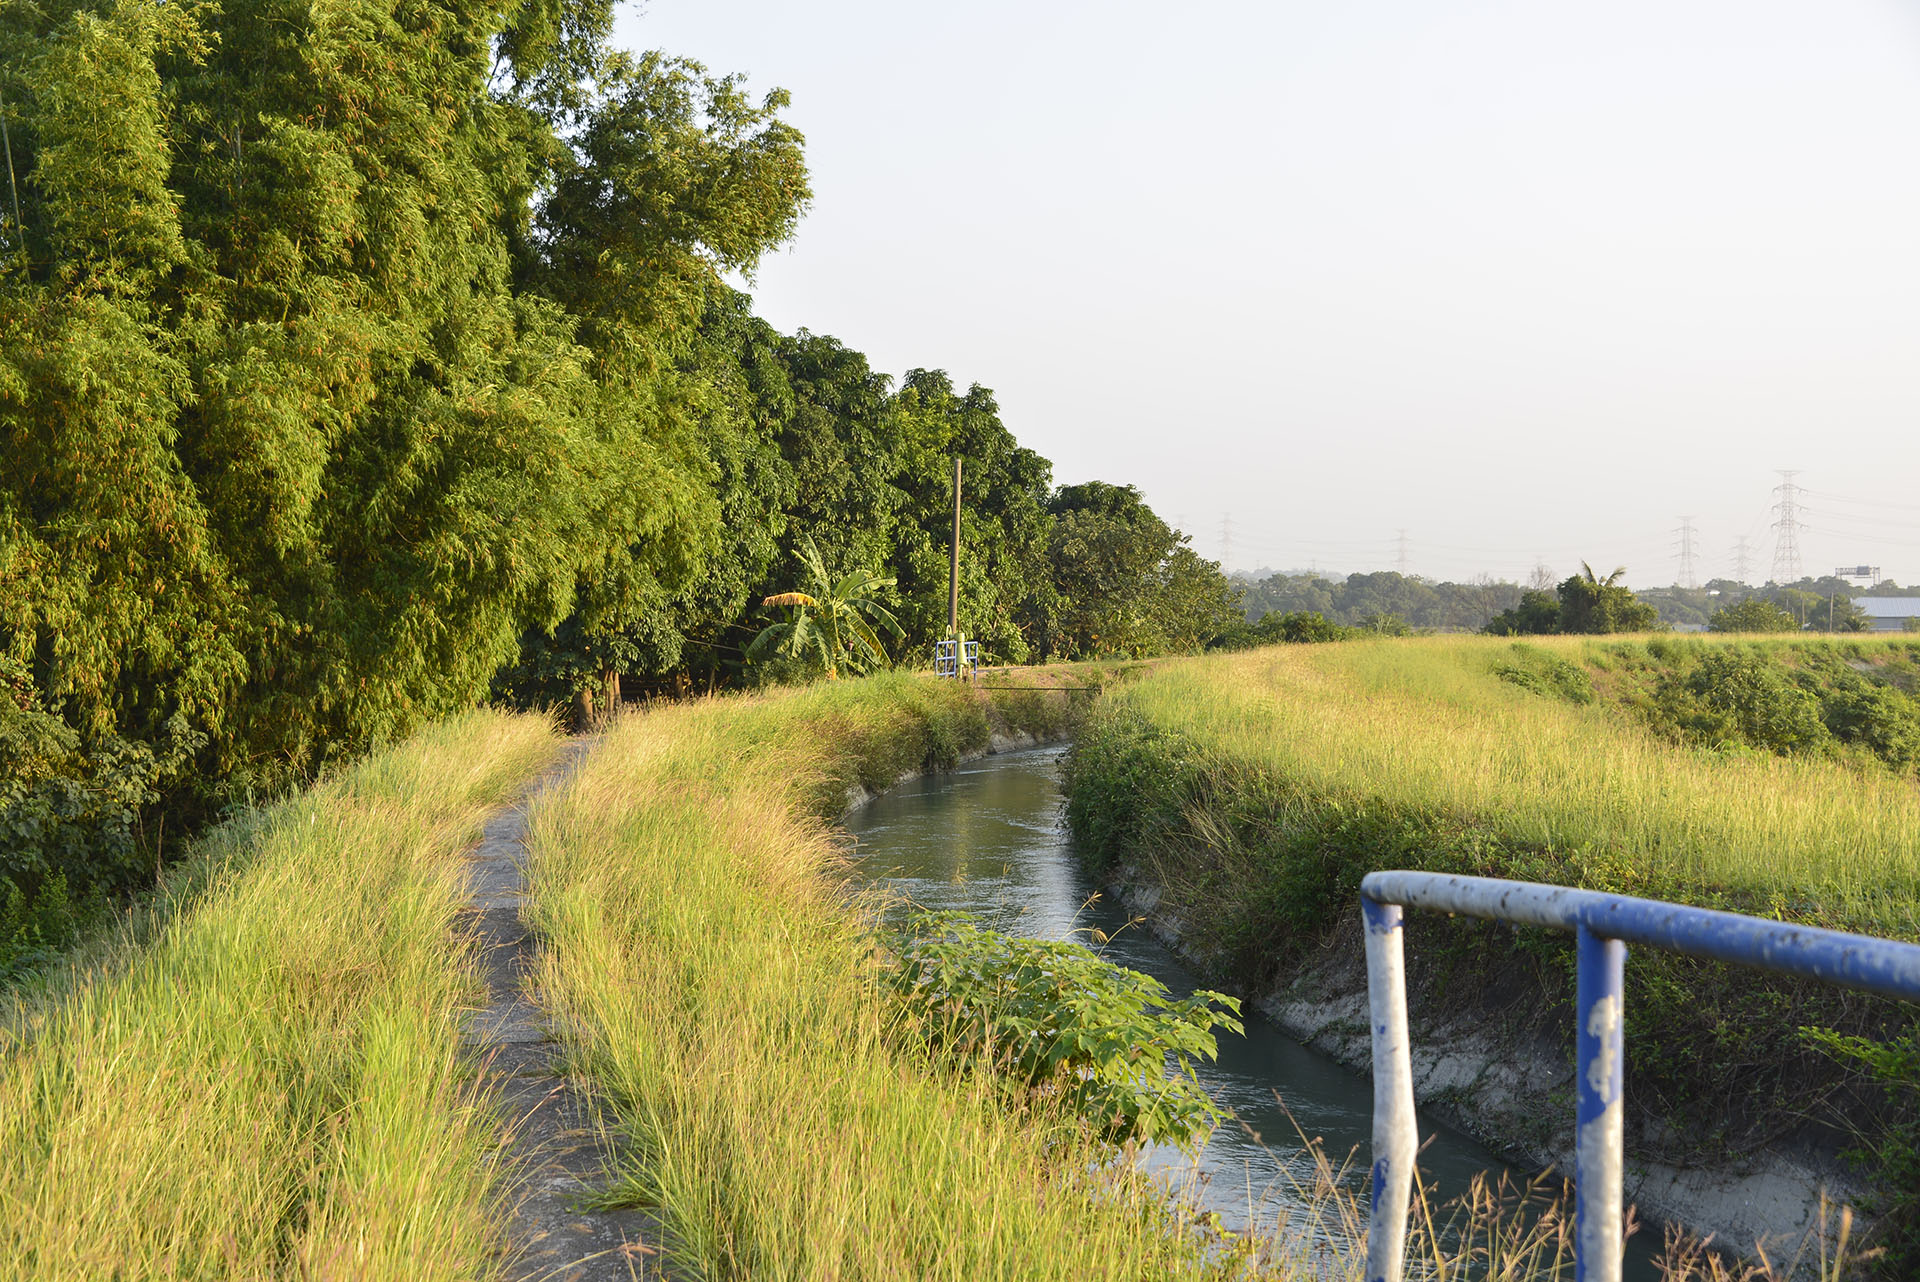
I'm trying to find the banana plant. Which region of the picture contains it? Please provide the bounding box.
[748,536,904,679]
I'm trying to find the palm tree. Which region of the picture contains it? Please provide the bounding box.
[748,536,904,679]
[1578,561,1627,588]
[1560,561,1657,633]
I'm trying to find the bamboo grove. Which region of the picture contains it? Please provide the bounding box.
[0,0,1236,941]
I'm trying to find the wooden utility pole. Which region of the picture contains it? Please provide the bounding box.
[948,456,962,638]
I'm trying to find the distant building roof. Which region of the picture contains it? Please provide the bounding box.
[1856,598,1920,619]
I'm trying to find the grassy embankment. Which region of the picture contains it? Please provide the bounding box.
[1064,635,1920,1268]
[0,711,559,1279]
[516,669,1288,1281]
[1073,636,1920,929]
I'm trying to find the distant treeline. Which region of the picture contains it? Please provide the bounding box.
[1232,571,1526,633]
[1233,568,1909,637]
[0,0,1231,948]
[1638,576,1911,632]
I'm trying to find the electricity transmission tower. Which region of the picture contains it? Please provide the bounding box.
[1672,516,1699,589]
[1731,536,1754,585]
[1395,529,1411,575]
[1220,514,1233,573]
[1771,471,1805,585]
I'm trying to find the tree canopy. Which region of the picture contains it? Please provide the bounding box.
[0,0,1236,937]
[1708,598,1801,634]
[1482,563,1660,636]
[1033,483,1240,661]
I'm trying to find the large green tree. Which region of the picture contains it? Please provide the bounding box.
[0,0,1258,932]
[2,0,610,815]
[1241,570,1524,633]
[1036,482,1237,660]
[1708,598,1800,634]
[1482,564,1658,636]
[0,0,809,885]
[1556,564,1661,634]
[883,371,1052,664]
[500,51,809,717]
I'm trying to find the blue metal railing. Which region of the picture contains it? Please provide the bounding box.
[933,639,979,679]
[1359,871,1920,1282]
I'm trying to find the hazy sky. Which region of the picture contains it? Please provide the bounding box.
[612,0,1920,587]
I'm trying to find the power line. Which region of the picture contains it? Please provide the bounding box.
[1804,526,1920,551]
[1771,470,1805,584]
[1671,516,1699,589]
[1801,510,1920,534]
[1799,487,1920,515]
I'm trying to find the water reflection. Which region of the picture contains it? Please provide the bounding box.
[846,745,1660,1279]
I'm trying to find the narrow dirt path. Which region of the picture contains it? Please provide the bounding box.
[462,740,669,1282]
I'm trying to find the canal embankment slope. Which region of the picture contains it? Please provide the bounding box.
[514,668,1287,1281]
[0,711,564,1280]
[1061,637,1919,1275]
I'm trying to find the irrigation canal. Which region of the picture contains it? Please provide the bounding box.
[847,744,1663,1279]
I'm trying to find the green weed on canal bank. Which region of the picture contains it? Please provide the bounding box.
[1064,638,1919,1272]
[525,668,1824,1281]
[518,670,1283,1280]
[0,711,559,1280]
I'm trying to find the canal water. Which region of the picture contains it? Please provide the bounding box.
[846,744,1663,1278]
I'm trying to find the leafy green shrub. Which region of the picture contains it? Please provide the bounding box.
[1267,610,1356,643]
[1608,640,1920,778]
[1491,643,1595,705]
[0,660,204,970]
[0,719,192,971]
[1653,649,1833,756]
[1803,1027,1920,1277]
[1820,677,1920,773]
[1209,609,1356,651]
[0,871,77,980]
[879,910,1242,1150]
[1707,598,1800,633]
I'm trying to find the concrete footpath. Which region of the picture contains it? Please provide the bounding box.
[461,741,670,1282]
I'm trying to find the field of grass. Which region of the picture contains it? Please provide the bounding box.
[516,672,1293,1281]
[521,667,1853,1282]
[0,710,559,1279]
[1064,635,1920,1273]
[1075,635,1920,932]
[1,654,1878,1278]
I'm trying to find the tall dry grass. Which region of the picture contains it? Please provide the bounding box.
[523,673,1848,1279]
[522,684,1275,1280]
[0,709,559,1280]
[1107,637,1920,930]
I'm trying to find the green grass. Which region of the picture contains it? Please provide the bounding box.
[518,673,1294,1280]
[519,669,1829,1280]
[0,657,1865,1278]
[1062,636,1920,1273]
[0,710,559,1280]
[1084,636,1920,930]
